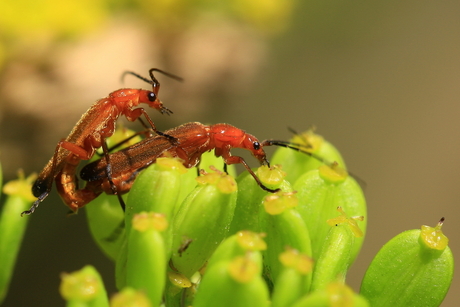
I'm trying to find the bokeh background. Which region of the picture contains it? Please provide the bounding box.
[0,1,458,306]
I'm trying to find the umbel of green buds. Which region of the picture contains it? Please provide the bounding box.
[2,125,455,306]
[360,218,454,307]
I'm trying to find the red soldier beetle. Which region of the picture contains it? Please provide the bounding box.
[23,68,182,215]
[43,122,326,213]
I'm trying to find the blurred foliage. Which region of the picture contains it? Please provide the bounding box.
[0,0,296,70]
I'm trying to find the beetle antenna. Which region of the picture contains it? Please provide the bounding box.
[261,139,367,188]
[121,68,183,84]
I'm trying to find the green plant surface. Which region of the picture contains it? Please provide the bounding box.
[59,265,109,307]
[125,212,167,307]
[0,170,35,304]
[270,128,346,184]
[2,127,453,306]
[360,218,454,307]
[310,207,364,291]
[293,164,367,261]
[170,166,238,278]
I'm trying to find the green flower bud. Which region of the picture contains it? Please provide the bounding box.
[270,129,346,184]
[198,150,237,177]
[311,207,364,291]
[292,282,369,307]
[293,165,366,261]
[115,154,209,291]
[85,125,151,261]
[110,287,152,307]
[271,248,314,307]
[125,157,190,265]
[59,265,108,307]
[164,271,196,307]
[85,193,125,261]
[126,212,168,307]
[126,157,188,228]
[260,192,312,286]
[115,235,128,290]
[184,231,265,307]
[193,256,269,307]
[0,171,35,304]
[206,231,267,273]
[360,218,454,307]
[175,151,237,215]
[170,168,237,277]
[230,165,290,234]
[167,271,192,289]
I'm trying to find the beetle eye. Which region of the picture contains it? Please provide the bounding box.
[253,142,260,150]
[147,92,156,101]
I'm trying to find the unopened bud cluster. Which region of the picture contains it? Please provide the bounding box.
[0,128,453,307]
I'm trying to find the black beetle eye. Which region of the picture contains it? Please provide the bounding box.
[253,142,260,150]
[147,92,156,102]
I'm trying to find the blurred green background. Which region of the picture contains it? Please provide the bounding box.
[0,0,458,306]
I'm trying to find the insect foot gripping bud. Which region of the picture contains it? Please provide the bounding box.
[293,164,366,262]
[170,167,238,278]
[271,248,314,307]
[270,128,346,184]
[59,265,109,307]
[291,282,370,307]
[230,165,290,234]
[193,255,270,307]
[0,171,36,304]
[311,207,364,291]
[360,218,454,307]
